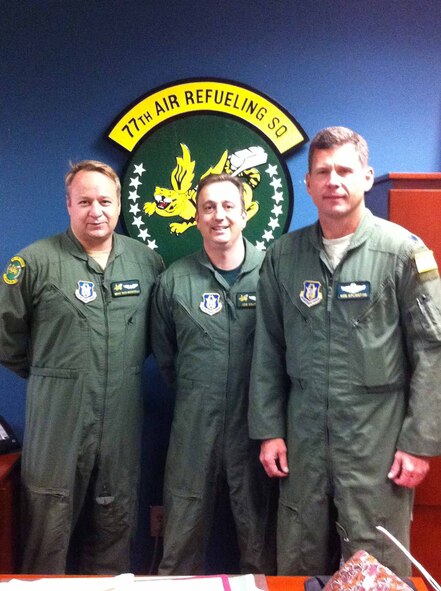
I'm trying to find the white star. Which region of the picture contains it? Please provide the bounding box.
[266,164,278,177]
[255,241,266,251]
[132,216,143,229]
[268,217,280,230]
[270,177,282,190]
[272,191,284,204]
[271,204,283,216]
[147,239,158,250]
[133,163,146,176]
[138,228,150,241]
[130,177,142,189]
[263,229,274,241]
[129,203,140,215]
[128,190,139,202]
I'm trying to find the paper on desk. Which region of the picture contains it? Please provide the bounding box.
[133,574,230,591]
[0,573,134,590]
[229,574,268,591]
[1,573,267,591]
[134,573,267,591]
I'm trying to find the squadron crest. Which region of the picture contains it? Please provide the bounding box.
[108,79,308,265]
[3,256,25,285]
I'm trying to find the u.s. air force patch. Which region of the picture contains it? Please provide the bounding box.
[75,280,97,304]
[3,256,25,285]
[200,292,222,316]
[299,280,322,307]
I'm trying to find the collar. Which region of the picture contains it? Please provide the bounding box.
[310,209,375,253]
[197,238,263,275]
[63,227,122,261]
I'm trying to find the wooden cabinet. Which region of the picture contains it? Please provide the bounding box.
[367,173,441,580]
[410,459,441,580]
[0,452,20,573]
[367,173,441,264]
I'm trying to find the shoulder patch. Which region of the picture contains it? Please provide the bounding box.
[3,256,26,285]
[414,249,439,281]
[414,249,438,272]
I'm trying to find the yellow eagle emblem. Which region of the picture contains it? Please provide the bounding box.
[143,143,267,234]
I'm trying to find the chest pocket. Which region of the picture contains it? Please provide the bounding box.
[32,283,90,368]
[174,297,214,337]
[350,279,407,389]
[280,280,314,379]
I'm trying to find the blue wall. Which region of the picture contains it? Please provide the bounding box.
[1,0,440,573]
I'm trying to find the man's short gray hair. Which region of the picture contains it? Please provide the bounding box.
[308,126,369,172]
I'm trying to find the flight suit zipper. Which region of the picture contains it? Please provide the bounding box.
[221,285,233,469]
[98,274,111,451]
[325,271,333,474]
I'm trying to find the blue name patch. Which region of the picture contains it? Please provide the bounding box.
[336,281,370,300]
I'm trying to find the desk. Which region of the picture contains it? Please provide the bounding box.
[0,576,429,590]
[0,452,21,573]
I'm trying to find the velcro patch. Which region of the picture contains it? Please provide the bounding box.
[236,292,257,308]
[414,250,438,274]
[3,256,25,285]
[111,280,141,297]
[336,281,370,300]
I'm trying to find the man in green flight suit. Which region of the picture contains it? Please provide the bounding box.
[152,173,276,575]
[0,160,163,574]
[249,127,441,576]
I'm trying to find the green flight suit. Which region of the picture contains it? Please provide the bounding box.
[152,240,276,575]
[249,210,441,576]
[0,228,163,574]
